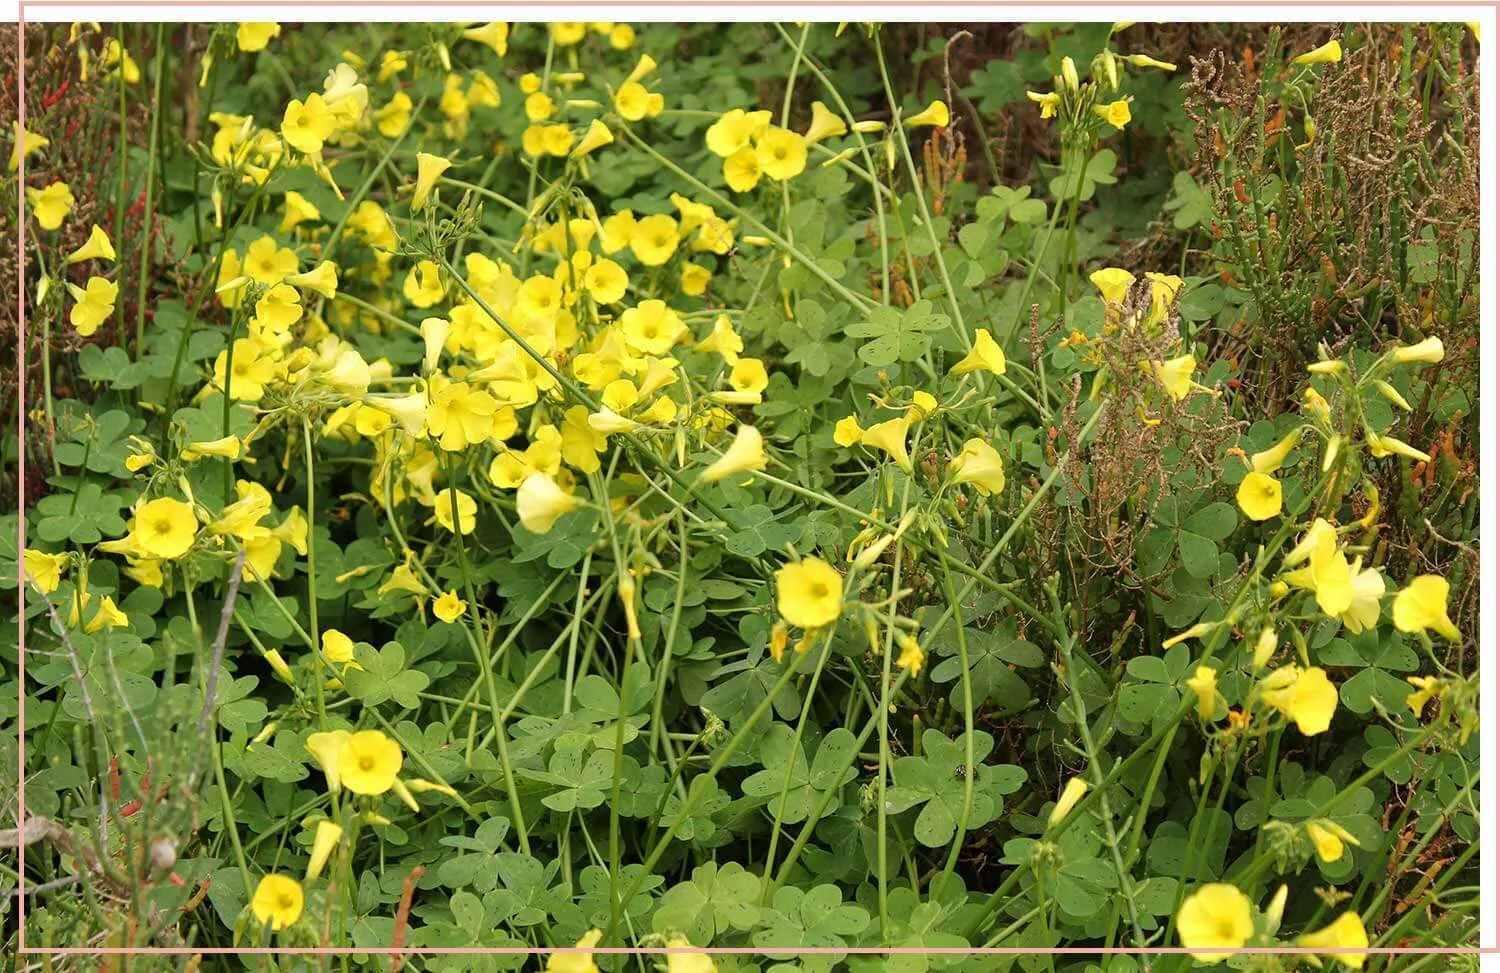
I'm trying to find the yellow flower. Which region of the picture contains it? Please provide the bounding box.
[67,276,118,337]
[1236,471,1282,521]
[548,929,603,973]
[374,91,413,137]
[432,488,477,535]
[573,119,614,159]
[680,262,712,296]
[129,497,198,560]
[896,633,924,675]
[1126,54,1177,71]
[1293,39,1343,65]
[280,93,337,155]
[905,99,950,128]
[1026,90,1061,119]
[706,108,772,157]
[1145,273,1185,327]
[723,146,763,192]
[403,260,446,309]
[614,81,655,121]
[665,935,717,973]
[517,473,582,534]
[948,438,1006,495]
[1259,665,1338,735]
[1405,675,1444,718]
[701,425,768,483]
[756,127,808,181]
[1365,432,1429,464]
[1390,336,1444,364]
[306,729,352,791]
[278,190,321,234]
[27,181,75,230]
[1089,267,1135,305]
[67,225,116,264]
[250,874,304,931]
[288,260,339,301]
[321,629,357,666]
[775,557,843,629]
[1249,430,1301,473]
[181,435,243,462]
[236,23,281,52]
[1339,559,1384,635]
[244,235,299,285]
[833,416,864,447]
[1186,666,1218,719]
[338,729,403,795]
[1048,776,1088,827]
[462,22,509,57]
[1305,819,1360,863]
[1251,627,1278,669]
[82,594,129,633]
[213,339,280,402]
[620,299,686,355]
[803,101,848,144]
[629,214,680,267]
[433,590,468,623]
[23,549,68,593]
[1151,354,1197,402]
[949,328,1007,376]
[407,153,452,213]
[1175,883,1253,964]
[9,120,49,171]
[1391,575,1460,641]
[1094,98,1132,129]
[1296,912,1368,969]
[860,416,913,473]
[305,819,342,880]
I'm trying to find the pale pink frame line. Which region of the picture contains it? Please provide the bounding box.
[11,3,1493,960]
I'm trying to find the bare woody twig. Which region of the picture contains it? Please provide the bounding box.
[198,550,247,740]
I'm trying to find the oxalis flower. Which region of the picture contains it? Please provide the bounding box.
[1296,912,1369,969]
[1175,883,1253,964]
[1258,664,1338,735]
[250,874,304,931]
[1391,575,1460,641]
[700,425,767,483]
[775,557,843,630]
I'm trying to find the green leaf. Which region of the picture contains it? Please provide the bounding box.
[343,641,429,709]
[652,861,762,942]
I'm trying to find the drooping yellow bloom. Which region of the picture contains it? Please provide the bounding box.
[306,729,351,791]
[412,153,452,211]
[1089,267,1135,305]
[1151,355,1196,402]
[1295,912,1368,969]
[1293,39,1344,65]
[701,425,767,483]
[1026,90,1061,119]
[462,22,509,57]
[67,277,118,337]
[1259,665,1338,735]
[664,935,717,973]
[128,497,198,560]
[724,146,763,192]
[1305,819,1361,863]
[250,874,304,931]
[9,120,49,171]
[181,435,243,462]
[547,929,604,973]
[896,633,925,675]
[236,23,281,52]
[1186,666,1218,719]
[67,224,116,264]
[573,119,614,159]
[1405,675,1444,718]
[432,488,477,535]
[1390,336,1444,364]
[1048,777,1088,827]
[433,590,468,623]
[278,190,321,233]
[305,819,343,880]
[1250,430,1301,473]
[775,557,844,629]
[1175,883,1254,964]
[27,181,74,230]
[904,99,950,128]
[860,416,913,473]
[756,127,808,181]
[949,328,1007,376]
[1094,98,1132,129]
[1236,471,1282,521]
[82,594,129,633]
[803,101,848,144]
[830,415,863,448]
[948,439,1006,495]
[288,260,339,300]
[338,729,403,795]
[1391,575,1460,641]
[516,473,582,534]
[1365,432,1430,464]
[23,549,68,593]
